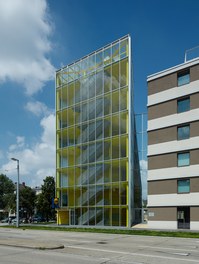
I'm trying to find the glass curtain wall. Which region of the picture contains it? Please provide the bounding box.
[56,35,133,227]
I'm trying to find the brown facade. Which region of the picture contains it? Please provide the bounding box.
[148,60,199,229]
[148,207,177,221]
[148,121,199,145]
[148,126,176,145]
[148,73,177,95]
[148,100,176,120]
[148,64,199,96]
[148,92,199,120]
[148,153,176,170]
[190,64,199,82]
[148,177,199,195]
[148,207,199,222]
[191,207,199,221]
[148,149,199,170]
[148,180,177,195]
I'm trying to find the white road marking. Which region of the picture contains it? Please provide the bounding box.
[141,245,198,253]
[66,245,199,263]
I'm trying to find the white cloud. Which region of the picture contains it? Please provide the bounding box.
[2,114,56,187]
[0,150,3,159]
[25,101,52,117]
[139,159,148,200]
[0,0,55,95]
[9,136,25,151]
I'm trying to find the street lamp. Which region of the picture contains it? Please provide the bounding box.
[11,158,20,228]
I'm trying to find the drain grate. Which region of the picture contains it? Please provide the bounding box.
[97,241,107,244]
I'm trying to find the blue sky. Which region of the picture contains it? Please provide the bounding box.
[0,0,199,197]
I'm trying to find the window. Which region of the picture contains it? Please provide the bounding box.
[178,179,190,193]
[177,125,190,140]
[178,70,190,86]
[177,97,190,113]
[178,152,190,167]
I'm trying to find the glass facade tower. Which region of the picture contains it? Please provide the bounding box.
[56,35,141,227]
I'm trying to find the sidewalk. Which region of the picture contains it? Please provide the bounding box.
[0,236,64,250]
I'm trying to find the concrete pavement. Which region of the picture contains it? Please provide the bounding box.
[0,227,64,250]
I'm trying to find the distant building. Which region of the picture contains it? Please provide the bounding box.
[33,186,42,196]
[147,57,199,230]
[55,35,142,227]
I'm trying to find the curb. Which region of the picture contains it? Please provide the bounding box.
[0,240,64,250]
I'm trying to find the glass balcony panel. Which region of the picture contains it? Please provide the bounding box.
[96,51,103,69]
[120,184,127,205]
[120,160,127,181]
[120,58,128,87]
[104,162,111,183]
[89,73,96,99]
[89,164,96,184]
[68,168,75,186]
[89,186,96,206]
[120,136,127,158]
[68,189,74,206]
[96,70,103,96]
[104,208,111,226]
[74,62,81,79]
[67,108,75,126]
[68,66,75,83]
[112,160,120,182]
[120,87,128,111]
[88,54,96,74]
[82,187,88,207]
[80,102,88,123]
[89,208,96,225]
[112,62,119,90]
[120,39,128,59]
[121,208,127,226]
[112,137,120,159]
[104,186,111,206]
[96,141,103,162]
[60,85,68,109]
[104,94,111,116]
[61,191,68,207]
[112,208,119,226]
[56,72,62,87]
[112,114,119,136]
[67,127,75,146]
[104,66,111,93]
[67,82,75,106]
[104,140,111,161]
[75,80,80,104]
[96,164,104,184]
[120,112,127,134]
[96,98,103,118]
[103,47,111,65]
[112,42,119,62]
[81,58,88,77]
[80,77,89,101]
[112,90,119,113]
[75,167,81,185]
[104,117,111,138]
[88,99,95,121]
[67,147,75,166]
[96,120,103,140]
[61,174,68,187]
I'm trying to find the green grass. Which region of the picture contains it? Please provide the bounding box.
[2,225,199,238]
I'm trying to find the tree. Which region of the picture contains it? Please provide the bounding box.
[0,174,15,211]
[36,176,55,221]
[20,186,36,218]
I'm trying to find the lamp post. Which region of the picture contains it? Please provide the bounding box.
[11,158,20,228]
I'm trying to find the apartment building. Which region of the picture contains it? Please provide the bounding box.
[147,58,199,230]
[55,35,142,227]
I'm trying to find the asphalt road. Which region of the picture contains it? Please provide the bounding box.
[0,228,199,264]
